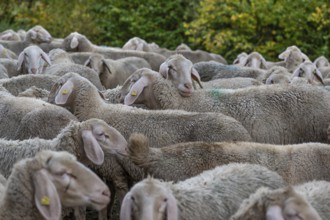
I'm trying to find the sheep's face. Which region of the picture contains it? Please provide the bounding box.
[121,178,178,220]
[159,55,202,97]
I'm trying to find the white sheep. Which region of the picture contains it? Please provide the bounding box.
[231,181,330,220]
[276,45,310,72]
[291,60,324,85]
[236,51,268,69]
[263,66,292,84]
[120,163,285,220]
[17,45,52,75]
[123,68,330,144]
[233,52,248,65]
[48,72,253,148]
[0,150,110,220]
[0,44,17,59]
[194,60,266,82]
[0,25,52,55]
[84,53,151,89]
[61,32,166,71]
[0,29,21,41]
[17,85,50,101]
[0,90,77,140]
[0,58,19,77]
[314,55,329,68]
[127,133,330,184]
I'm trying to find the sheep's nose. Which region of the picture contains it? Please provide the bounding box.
[184,83,192,89]
[31,68,37,74]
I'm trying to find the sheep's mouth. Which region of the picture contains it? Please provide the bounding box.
[89,195,110,210]
[179,90,192,97]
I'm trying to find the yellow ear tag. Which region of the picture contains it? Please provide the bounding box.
[131,90,137,96]
[41,196,50,206]
[62,89,69,95]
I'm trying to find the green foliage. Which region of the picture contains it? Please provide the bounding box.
[185,0,330,62]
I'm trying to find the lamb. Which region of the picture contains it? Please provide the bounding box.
[230,181,330,220]
[44,49,104,90]
[48,72,253,148]
[291,60,324,85]
[122,68,330,144]
[61,32,166,71]
[314,55,329,68]
[0,90,78,140]
[127,133,330,184]
[17,45,52,75]
[120,163,285,220]
[0,150,110,220]
[84,53,151,89]
[0,29,21,41]
[193,60,266,81]
[0,25,52,55]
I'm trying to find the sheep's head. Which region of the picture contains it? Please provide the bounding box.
[239,52,268,69]
[291,61,324,85]
[123,37,150,51]
[120,177,178,220]
[62,32,94,52]
[13,150,110,219]
[17,45,52,74]
[26,25,52,43]
[159,54,202,97]
[78,118,128,165]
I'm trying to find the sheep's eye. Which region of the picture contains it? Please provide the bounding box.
[270,79,274,84]
[298,69,304,77]
[163,198,168,202]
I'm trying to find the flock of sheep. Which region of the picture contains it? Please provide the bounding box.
[0,24,329,220]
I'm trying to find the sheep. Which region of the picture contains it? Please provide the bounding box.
[0,25,52,55]
[0,73,59,95]
[237,51,268,69]
[291,60,324,85]
[193,60,266,82]
[120,163,285,220]
[0,90,78,140]
[44,49,104,90]
[158,54,261,96]
[0,150,110,220]
[0,44,17,59]
[17,45,52,75]
[0,58,19,77]
[313,55,329,68]
[127,133,330,184]
[263,66,292,84]
[61,32,166,71]
[122,37,152,52]
[233,52,248,65]
[17,85,50,101]
[84,53,151,89]
[0,29,21,41]
[122,68,330,144]
[230,181,330,220]
[276,45,310,72]
[175,43,191,51]
[48,72,253,148]
[0,117,134,219]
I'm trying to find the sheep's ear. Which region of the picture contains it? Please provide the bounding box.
[120,192,132,220]
[33,169,61,220]
[136,41,145,51]
[239,56,248,66]
[314,69,324,85]
[191,67,203,88]
[124,76,149,105]
[102,59,112,74]
[159,62,169,79]
[266,205,285,220]
[70,36,79,49]
[260,57,268,69]
[166,193,179,220]
[41,51,52,66]
[54,79,74,105]
[278,50,290,60]
[17,51,25,71]
[29,29,37,40]
[84,57,91,67]
[81,130,104,165]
